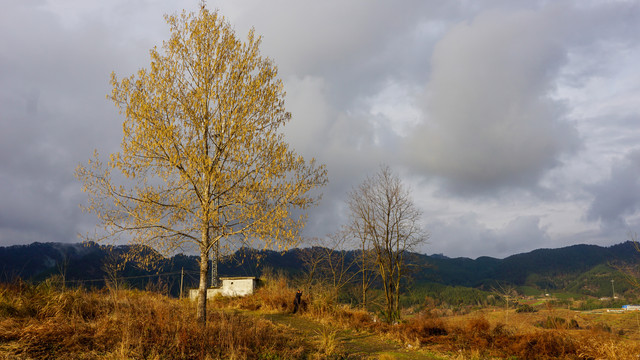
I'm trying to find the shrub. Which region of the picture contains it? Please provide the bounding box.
[400,314,448,344]
[535,316,567,329]
[465,316,490,334]
[515,304,538,313]
[510,331,578,360]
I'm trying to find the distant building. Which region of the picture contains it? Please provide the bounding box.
[189,277,259,300]
[622,305,640,311]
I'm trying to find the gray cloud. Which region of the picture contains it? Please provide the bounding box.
[586,149,640,229]
[424,214,551,259]
[406,5,586,195]
[0,1,177,245]
[1,0,640,259]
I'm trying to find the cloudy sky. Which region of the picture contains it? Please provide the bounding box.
[1,0,640,258]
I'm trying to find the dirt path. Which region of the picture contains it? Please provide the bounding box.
[257,312,440,360]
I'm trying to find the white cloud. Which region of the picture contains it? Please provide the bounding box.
[365,80,423,139]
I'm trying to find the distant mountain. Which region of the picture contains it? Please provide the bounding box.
[0,242,306,296]
[412,242,640,297]
[0,242,101,282]
[1,241,639,299]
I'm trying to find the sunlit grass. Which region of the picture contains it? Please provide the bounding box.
[0,280,306,359]
[2,276,640,359]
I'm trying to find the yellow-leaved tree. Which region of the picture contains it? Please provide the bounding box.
[76,7,327,325]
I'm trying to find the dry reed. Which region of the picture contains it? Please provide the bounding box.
[0,281,306,359]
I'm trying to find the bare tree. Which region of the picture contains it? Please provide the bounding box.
[323,231,359,301]
[102,247,128,292]
[56,254,70,290]
[492,283,517,324]
[300,235,359,302]
[345,218,377,309]
[358,246,378,310]
[347,165,428,322]
[299,240,326,293]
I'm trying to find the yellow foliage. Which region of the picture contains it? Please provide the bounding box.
[75,6,327,323]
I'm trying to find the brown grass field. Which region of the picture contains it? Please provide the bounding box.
[1,277,640,359]
[398,307,640,359]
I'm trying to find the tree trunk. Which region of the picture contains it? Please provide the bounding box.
[361,246,367,309]
[197,244,209,326]
[379,261,394,323]
[393,273,400,321]
[394,255,402,321]
[362,271,367,309]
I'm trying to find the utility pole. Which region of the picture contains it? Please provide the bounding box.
[211,240,219,288]
[180,267,184,299]
[209,219,220,288]
[611,279,616,299]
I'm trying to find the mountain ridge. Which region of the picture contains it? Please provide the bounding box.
[1,241,639,299]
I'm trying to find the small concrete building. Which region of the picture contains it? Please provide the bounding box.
[189,277,258,300]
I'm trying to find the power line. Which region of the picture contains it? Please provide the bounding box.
[64,270,201,284]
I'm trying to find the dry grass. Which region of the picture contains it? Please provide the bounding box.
[393,308,640,359]
[0,280,306,359]
[4,277,640,359]
[230,275,640,359]
[313,324,339,357]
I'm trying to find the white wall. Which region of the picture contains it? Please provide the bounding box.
[188,277,257,301]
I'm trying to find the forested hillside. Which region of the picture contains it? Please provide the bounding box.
[1,241,639,299]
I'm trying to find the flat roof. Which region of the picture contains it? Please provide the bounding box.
[219,276,258,280]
